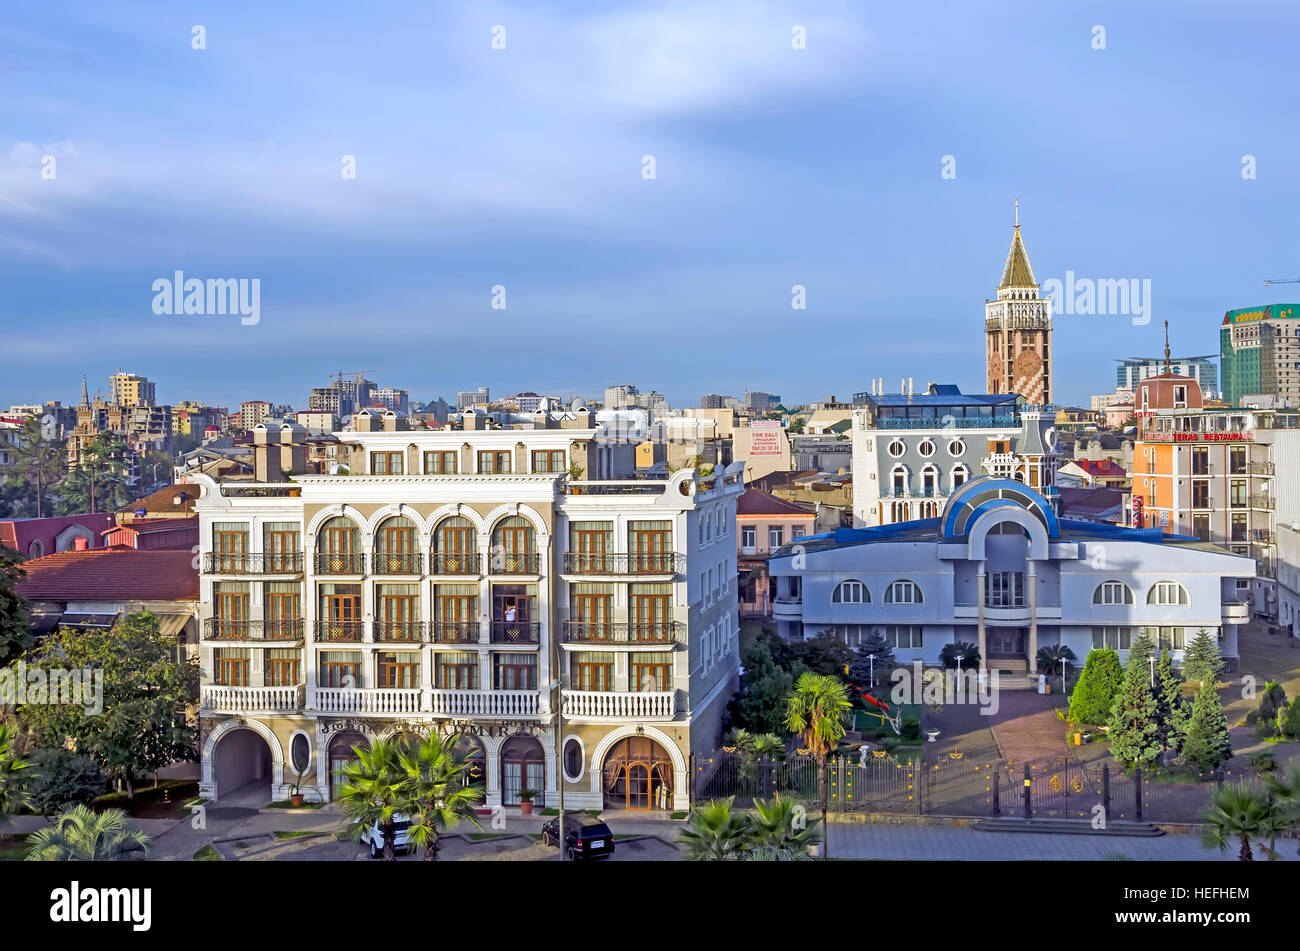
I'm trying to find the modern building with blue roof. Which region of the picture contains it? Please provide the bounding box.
[768,476,1255,677]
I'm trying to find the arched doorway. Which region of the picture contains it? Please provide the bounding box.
[452,734,487,789]
[328,731,369,800]
[603,736,673,811]
[212,728,273,804]
[500,734,544,806]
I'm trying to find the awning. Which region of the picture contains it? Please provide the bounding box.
[58,613,119,630]
[28,613,62,636]
[155,613,192,640]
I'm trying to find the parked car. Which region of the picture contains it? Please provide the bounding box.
[363,815,413,858]
[540,815,615,860]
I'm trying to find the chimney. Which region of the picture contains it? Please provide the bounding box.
[74,536,89,551]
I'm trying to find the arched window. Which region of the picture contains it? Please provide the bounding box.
[431,515,478,574]
[884,580,923,604]
[951,464,969,491]
[1093,581,1135,605]
[492,516,537,574]
[374,515,419,574]
[832,580,871,604]
[500,735,544,806]
[316,516,362,574]
[921,465,939,497]
[1147,581,1189,606]
[891,465,908,496]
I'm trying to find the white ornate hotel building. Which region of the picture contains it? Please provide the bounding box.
[194,414,743,812]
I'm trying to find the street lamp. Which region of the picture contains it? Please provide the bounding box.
[1060,656,1067,693]
[1148,653,1155,688]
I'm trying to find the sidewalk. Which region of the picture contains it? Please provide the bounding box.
[824,823,1230,860]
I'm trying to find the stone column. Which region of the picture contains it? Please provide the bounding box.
[977,566,987,670]
[1027,561,1038,670]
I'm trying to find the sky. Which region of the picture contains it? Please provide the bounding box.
[2,0,1299,412]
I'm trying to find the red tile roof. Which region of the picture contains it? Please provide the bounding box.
[117,484,198,518]
[736,488,815,517]
[1075,459,1127,477]
[16,549,199,602]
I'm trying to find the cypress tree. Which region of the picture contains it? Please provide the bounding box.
[1181,681,1233,773]
[1068,648,1124,726]
[1154,650,1189,755]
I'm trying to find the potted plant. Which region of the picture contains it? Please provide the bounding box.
[288,765,312,808]
[518,789,538,815]
[567,463,585,494]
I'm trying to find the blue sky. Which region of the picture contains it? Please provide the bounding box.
[2,0,1298,411]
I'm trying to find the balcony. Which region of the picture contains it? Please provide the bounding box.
[314,619,365,643]
[490,552,541,575]
[430,621,480,644]
[561,690,676,720]
[315,687,422,715]
[561,552,685,576]
[372,552,423,575]
[1250,495,1275,510]
[203,618,304,642]
[491,621,540,645]
[374,620,426,644]
[429,552,481,576]
[202,684,303,714]
[772,597,803,621]
[561,620,683,645]
[203,552,304,575]
[1222,600,1251,623]
[314,552,366,575]
[1248,462,1275,476]
[430,689,539,717]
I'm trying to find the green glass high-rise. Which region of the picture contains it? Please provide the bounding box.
[1220,304,1300,407]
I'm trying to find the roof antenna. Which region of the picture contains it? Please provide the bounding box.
[1014,197,1019,228]
[1163,320,1171,375]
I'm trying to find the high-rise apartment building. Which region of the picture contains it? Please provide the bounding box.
[1220,304,1300,407]
[110,371,156,407]
[1115,355,1218,398]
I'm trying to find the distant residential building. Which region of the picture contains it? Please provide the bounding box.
[372,386,409,415]
[736,489,816,618]
[700,393,728,409]
[457,387,491,411]
[1057,459,1128,490]
[1221,304,1300,407]
[1057,486,1125,524]
[1275,429,1300,636]
[744,391,781,413]
[110,371,157,408]
[0,514,112,560]
[238,401,272,431]
[296,411,337,433]
[1116,355,1218,398]
[790,434,851,474]
[103,517,199,551]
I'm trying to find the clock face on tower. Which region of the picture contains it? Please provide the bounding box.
[1014,348,1042,381]
[987,353,1003,388]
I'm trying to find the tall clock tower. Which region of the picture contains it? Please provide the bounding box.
[985,206,1052,405]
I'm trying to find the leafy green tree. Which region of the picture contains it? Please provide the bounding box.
[18,611,198,798]
[677,797,751,861]
[0,722,32,819]
[1202,781,1284,862]
[1257,682,1289,739]
[748,795,821,860]
[9,416,66,519]
[22,749,104,816]
[1069,648,1124,726]
[24,805,150,861]
[1284,698,1300,740]
[784,672,852,849]
[1182,629,1223,687]
[1153,650,1189,755]
[1261,762,1300,859]
[337,737,405,860]
[1181,681,1233,773]
[57,433,131,514]
[779,632,853,678]
[396,732,483,861]
[1107,650,1162,771]
[726,637,795,735]
[849,631,896,690]
[0,546,33,667]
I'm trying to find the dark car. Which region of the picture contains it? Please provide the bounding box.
[541,816,615,860]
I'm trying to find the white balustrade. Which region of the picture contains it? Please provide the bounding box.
[561,690,675,719]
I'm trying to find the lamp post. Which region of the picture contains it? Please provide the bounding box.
[1060,656,1067,694]
[1148,653,1155,688]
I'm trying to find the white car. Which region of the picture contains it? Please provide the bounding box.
[363,815,413,858]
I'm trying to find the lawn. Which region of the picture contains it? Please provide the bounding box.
[94,779,198,818]
[0,834,30,862]
[192,844,222,861]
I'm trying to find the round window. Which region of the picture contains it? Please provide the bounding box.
[948,439,965,456]
[563,738,585,781]
[887,439,906,458]
[291,733,311,774]
[918,439,935,457]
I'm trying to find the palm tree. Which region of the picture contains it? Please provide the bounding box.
[678,798,751,861]
[783,672,852,854]
[0,723,32,821]
[396,732,484,861]
[724,728,785,795]
[1202,780,1283,861]
[1260,761,1300,858]
[25,806,151,861]
[748,795,821,860]
[337,738,405,860]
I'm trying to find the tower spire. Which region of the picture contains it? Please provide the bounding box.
[1014,197,1019,228]
[1163,320,1171,375]
[80,374,89,408]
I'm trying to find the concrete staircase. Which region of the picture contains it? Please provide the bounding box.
[986,656,1036,690]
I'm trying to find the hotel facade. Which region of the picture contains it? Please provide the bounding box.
[194,417,743,812]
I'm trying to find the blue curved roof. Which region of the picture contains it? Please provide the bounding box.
[940,476,1059,540]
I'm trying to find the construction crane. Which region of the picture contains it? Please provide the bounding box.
[335,369,377,385]
[1263,275,1300,286]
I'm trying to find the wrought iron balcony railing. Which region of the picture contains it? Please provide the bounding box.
[561,620,684,645]
[374,620,426,643]
[372,552,423,575]
[489,552,541,575]
[561,552,685,575]
[314,619,365,643]
[314,551,366,575]
[430,621,480,644]
[204,552,304,574]
[203,618,305,641]
[428,552,481,576]
[490,620,540,644]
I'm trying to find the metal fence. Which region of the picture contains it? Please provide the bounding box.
[690,749,1239,823]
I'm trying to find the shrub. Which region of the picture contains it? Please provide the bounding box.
[939,642,979,670]
[22,749,104,816]
[1284,698,1300,740]
[1069,649,1124,726]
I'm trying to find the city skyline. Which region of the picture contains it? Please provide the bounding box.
[4,2,1299,409]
